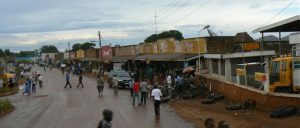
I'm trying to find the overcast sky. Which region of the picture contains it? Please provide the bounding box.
[0,0,299,52]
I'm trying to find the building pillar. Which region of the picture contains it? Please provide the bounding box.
[218,59,222,75]
[225,59,232,82]
[208,59,213,74]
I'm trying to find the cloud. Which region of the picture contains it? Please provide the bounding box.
[0,0,299,52]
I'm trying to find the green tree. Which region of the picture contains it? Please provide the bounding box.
[40,45,59,53]
[4,49,11,56]
[144,30,184,43]
[144,34,158,43]
[72,43,82,51]
[18,51,35,57]
[0,49,4,57]
[81,42,95,50]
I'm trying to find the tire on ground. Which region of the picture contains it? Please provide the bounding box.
[207,94,225,101]
[269,106,297,118]
[226,104,242,110]
[201,99,215,104]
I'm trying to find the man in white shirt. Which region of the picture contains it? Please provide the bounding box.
[151,85,162,119]
[166,74,172,87]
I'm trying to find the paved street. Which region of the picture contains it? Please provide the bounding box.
[0,67,194,128]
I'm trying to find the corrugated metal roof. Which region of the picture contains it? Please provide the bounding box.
[253,15,300,33]
[135,53,198,62]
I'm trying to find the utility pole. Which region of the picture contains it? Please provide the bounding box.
[98,31,103,73]
[68,42,70,51]
[155,10,158,42]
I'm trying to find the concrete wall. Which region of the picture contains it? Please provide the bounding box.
[198,74,300,112]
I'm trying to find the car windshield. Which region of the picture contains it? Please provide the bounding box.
[116,71,130,77]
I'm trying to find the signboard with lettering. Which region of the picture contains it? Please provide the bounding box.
[243,42,260,51]
[76,49,85,59]
[101,46,112,62]
[236,68,246,76]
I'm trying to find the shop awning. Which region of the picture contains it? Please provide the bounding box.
[135,53,199,62]
[111,56,135,62]
[80,58,101,62]
[253,15,300,33]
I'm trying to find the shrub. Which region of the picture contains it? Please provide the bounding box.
[0,99,13,113]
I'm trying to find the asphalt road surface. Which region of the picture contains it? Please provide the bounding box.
[0,67,194,128]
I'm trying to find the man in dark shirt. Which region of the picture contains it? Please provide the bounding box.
[77,74,84,88]
[97,109,113,128]
[64,73,72,88]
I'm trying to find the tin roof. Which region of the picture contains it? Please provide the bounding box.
[253,15,300,33]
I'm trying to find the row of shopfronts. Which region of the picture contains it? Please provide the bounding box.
[45,32,277,85]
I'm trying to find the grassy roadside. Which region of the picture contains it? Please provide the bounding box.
[0,77,26,97]
[0,99,15,118]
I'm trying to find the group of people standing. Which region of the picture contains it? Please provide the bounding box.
[22,71,43,96]
[129,78,163,119]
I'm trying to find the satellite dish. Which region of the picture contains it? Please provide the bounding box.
[203,25,210,29]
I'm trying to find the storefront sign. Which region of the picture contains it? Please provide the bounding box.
[101,46,112,61]
[70,52,76,59]
[236,68,245,76]
[255,72,266,81]
[76,49,85,59]
[243,42,260,51]
[181,38,206,53]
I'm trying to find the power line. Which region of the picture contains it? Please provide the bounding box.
[161,0,212,31]
[158,0,190,21]
[158,0,179,17]
[173,0,212,25]
[259,0,296,27]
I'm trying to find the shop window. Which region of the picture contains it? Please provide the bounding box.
[212,59,219,74]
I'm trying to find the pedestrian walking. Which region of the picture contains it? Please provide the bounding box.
[31,77,37,94]
[151,85,162,119]
[97,77,105,96]
[77,74,84,88]
[64,72,72,88]
[97,109,113,128]
[38,74,43,88]
[112,75,118,95]
[43,65,46,72]
[140,79,148,105]
[23,78,31,96]
[128,78,134,97]
[132,79,140,106]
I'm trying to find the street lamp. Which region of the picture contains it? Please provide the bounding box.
[197,25,210,73]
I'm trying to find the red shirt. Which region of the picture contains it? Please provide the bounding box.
[133,82,140,93]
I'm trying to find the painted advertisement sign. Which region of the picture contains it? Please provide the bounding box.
[101,46,112,62]
[181,38,206,53]
[115,46,135,56]
[76,49,84,59]
[70,52,76,59]
[84,49,96,58]
[157,38,176,53]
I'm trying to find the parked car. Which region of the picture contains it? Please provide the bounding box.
[108,70,132,88]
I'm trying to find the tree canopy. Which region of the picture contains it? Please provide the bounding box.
[18,51,35,57]
[72,43,82,51]
[144,30,184,43]
[81,42,96,50]
[0,49,4,57]
[40,45,59,53]
[0,48,13,57]
[72,42,95,51]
